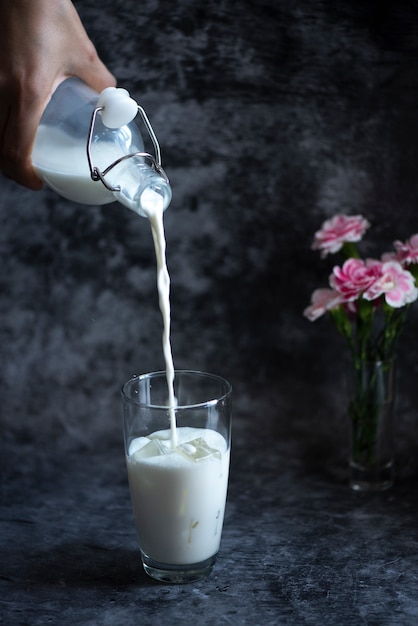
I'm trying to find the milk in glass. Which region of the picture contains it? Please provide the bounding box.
[127,427,229,564]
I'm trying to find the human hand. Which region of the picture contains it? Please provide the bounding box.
[0,0,116,190]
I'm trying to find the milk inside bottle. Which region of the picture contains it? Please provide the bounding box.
[32,78,172,217]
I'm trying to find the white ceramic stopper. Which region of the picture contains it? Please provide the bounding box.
[97,87,138,128]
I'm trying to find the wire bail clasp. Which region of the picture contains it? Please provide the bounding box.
[86,103,169,193]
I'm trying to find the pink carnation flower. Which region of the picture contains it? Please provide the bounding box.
[303,288,343,321]
[392,234,418,266]
[363,261,418,307]
[330,258,381,301]
[312,214,370,258]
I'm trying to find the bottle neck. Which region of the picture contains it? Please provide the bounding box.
[110,162,172,217]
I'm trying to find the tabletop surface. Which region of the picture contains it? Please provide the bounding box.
[2,378,418,626]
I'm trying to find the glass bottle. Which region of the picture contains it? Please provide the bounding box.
[32,78,172,217]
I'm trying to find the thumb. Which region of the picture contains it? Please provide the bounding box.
[77,59,117,94]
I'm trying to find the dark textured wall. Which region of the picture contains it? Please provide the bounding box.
[2,0,418,448]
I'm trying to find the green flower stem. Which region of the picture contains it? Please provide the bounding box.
[341,242,361,259]
[349,359,392,466]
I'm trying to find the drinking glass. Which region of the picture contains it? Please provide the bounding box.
[121,370,232,583]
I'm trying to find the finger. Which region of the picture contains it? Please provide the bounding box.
[76,58,116,95]
[0,90,44,190]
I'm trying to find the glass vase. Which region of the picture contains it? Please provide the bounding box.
[348,358,395,492]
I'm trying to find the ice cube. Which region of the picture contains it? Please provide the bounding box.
[176,438,221,463]
[129,437,149,456]
[131,438,169,460]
